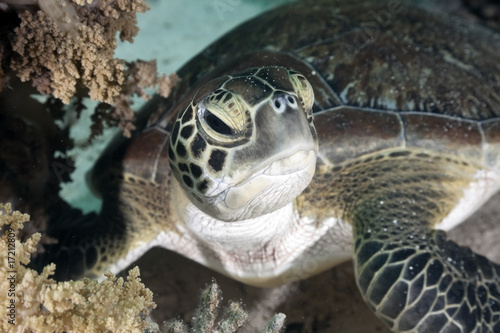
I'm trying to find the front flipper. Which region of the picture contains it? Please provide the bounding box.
[31,202,129,281]
[31,170,171,281]
[346,154,500,332]
[353,203,500,332]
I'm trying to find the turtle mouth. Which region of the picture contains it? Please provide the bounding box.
[263,150,317,176]
[220,149,317,214]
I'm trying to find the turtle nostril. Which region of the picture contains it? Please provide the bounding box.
[273,94,297,113]
[274,99,282,109]
[272,97,286,113]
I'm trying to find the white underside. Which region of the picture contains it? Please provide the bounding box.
[169,200,353,287]
[104,169,500,285]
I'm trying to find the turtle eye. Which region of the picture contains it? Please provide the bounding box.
[204,110,234,135]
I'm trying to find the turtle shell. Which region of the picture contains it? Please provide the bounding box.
[90,0,500,193]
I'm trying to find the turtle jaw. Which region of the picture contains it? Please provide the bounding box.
[201,93,318,222]
[215,149,317,222]
[263,149,317,176]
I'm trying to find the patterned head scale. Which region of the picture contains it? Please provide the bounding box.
[168,67,318,221]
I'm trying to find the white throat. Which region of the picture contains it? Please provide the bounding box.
[166,178,352,287]
[172,176,295,254]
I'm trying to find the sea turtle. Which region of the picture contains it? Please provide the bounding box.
[39,0,500,331]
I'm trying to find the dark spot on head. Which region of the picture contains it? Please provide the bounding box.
[182,175,194,188]
[178,163,189,172]
[191,134,207,158]
[180,125,194,139]
[168,141,176,161]
[171,121,180,141]
[127,176,136,183]
[198,179,209,192]
[181,107,194,124]
[190,163,203,178]
[223,93,233,103]
[208,149,227,172]
[176,142,187,157]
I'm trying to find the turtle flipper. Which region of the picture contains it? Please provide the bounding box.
[349,171,500,332]
[31,203,129,281]
[31,169,168,281]
[353,206,500,332]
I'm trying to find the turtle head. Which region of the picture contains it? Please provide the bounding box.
[168,67,318,221]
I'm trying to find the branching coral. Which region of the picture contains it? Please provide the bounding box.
[8,0,148,103]
[0,202,156,332]
[1,0,177,137]
[91,60,179,137]
[165,282,286,333]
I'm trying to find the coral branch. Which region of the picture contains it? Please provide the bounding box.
[165,281,286,333]
[1,0,180,137]
[8,0,149,104]
[0,203,156,332]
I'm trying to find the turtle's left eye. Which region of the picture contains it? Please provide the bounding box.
[205,110,234,135]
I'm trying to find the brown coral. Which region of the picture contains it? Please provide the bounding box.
[92,60,180,137]
[9,0,149,105]
[0,203,156,333]
[165,282,286,333]
[1,0,180,137]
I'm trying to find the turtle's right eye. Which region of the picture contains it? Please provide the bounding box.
[204,110,234,135]
[195,87,250,143]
